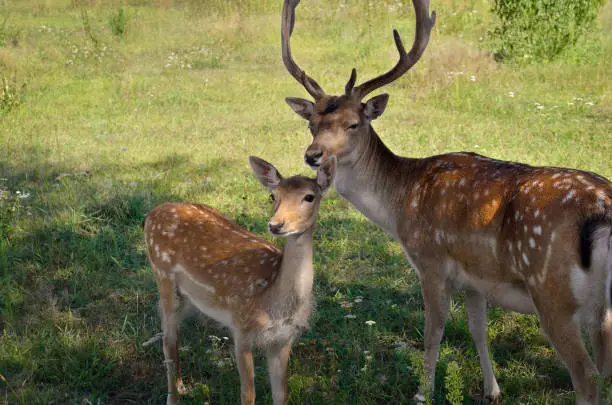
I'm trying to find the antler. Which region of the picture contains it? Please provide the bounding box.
[281,0,326,100]
[352,0,436,100]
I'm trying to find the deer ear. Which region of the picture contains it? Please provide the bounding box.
[286,97,314,121]
[363,93,389,121]
[249,156,282,189]
[316,156,336,192]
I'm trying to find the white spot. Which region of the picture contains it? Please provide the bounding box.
[161,251,172,263]
[534,209,540,218]
[411,198,418,208]
[434,230,442,245]
[522,253,530,266]
[533,225,542,235]
[537,231,556,284]
[562,190,576,203]
[529,238,536,249]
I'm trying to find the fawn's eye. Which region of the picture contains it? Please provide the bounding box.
[303,194,315,203]
[347,123,359,130]
[269,194,275,202]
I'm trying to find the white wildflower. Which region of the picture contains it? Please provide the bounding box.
[365,320,376,326]
[344,314,357,319]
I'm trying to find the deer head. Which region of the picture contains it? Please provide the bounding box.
[281,0,436,168]
[250,155,335,235]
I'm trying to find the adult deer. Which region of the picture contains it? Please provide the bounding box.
[281,0,612,403]
[144,156,335,405]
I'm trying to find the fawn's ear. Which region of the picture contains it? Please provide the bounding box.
[363,93,389,121]
[249,156,282,189]
[286,97,315,121]
[316,156,336,192]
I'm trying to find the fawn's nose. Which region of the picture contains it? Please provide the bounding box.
[268,222,285,235]
[304,151,323,167]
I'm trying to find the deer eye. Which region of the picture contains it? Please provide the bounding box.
[303,194,315,203]
[347,123,359,130]
[269,194,275,202]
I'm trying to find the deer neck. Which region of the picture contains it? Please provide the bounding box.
[273,227,315,304]
[334,127,415,239]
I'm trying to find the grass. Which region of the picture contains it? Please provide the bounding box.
[0,0,611,403]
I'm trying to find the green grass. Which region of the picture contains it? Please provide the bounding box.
[1,0,611,403]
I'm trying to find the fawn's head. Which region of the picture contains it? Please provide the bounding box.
[281,0,435,168]
[249,156,335,236]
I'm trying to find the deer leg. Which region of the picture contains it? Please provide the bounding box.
[234,336,255,405]
[414,274,451,403]
[157,276,185,405]
[465,291,500,403]
[588,308,612,378]
[535,299,600,405]
[266,340,292,405]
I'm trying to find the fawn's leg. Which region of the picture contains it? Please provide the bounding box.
[235,335,255,405]
[157,275,185,405]
[267,340,293,405]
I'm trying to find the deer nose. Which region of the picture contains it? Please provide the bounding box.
[304,151,323,167]
[268,222,285,235]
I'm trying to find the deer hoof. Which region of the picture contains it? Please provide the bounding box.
[485,393,501,404]
[166,393,180,405]
[413,392,426,404]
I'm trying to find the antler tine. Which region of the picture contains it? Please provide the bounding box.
[353,0,436,100]
[281,0,326,100]
[344,68,357,96]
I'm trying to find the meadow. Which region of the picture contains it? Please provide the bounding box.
[1,0,611,403]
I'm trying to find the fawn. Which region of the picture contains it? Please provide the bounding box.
[144,156,335,405]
